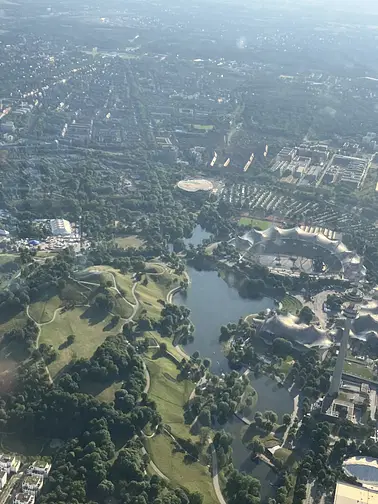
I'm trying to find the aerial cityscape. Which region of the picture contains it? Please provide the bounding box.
[2,0,378,503]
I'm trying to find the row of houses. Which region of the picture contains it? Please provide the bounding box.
[0,454,51,504]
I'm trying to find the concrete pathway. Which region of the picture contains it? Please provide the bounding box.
[210,443,227,504]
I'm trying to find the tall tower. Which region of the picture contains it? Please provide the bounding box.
[328,288,363,396]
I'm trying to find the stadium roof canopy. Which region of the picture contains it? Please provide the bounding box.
[236,225,366,282]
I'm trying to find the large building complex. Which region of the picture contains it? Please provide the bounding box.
[334,481,378,504]
[50,219,72,236]
[235,225,366,282]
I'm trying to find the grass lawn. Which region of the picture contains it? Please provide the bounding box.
[29,294,61,324]
[39,307,121,378]
[242,423,280,448]
[86,266,135,305]
[261,433,280,448]
[137,271,182,320]
[343,360,375,380]
[144,330,184,361]
[276,356,295,377]
[145,434,217,504]
[238,217,271,230]
[146,356,194,439]
[281,295,303,314]
[192,124,214,131]
[0,433,45,458]
[114,235,144,249]
[0,253,19,265]
[83,264,182,321]
[107,289,133,319]
[80,380,123,403]
[273,448,298,469]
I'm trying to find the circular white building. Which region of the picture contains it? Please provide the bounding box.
[177,179,214,193]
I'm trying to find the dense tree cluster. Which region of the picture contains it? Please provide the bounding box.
[289,350,330,410]
[158,303,192,342]
[293,420,335,502]
[185,371,248,425]
[224,469,260,504]
[60,336,147,394]
[0,338,204,504]
[3,317,39,354]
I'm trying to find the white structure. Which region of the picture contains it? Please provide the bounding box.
[50,219,72,236]
[0,470,7,489]
[0,453,20,474]
[14,494,35,504]
[27,460,51,478]
[235,225,366,282]
[329,289,363,396]
[22,475,43,495]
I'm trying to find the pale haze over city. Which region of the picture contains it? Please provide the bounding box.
[1,1,378,504]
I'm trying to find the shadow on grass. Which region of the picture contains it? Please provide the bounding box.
[0,338,29,363]
[80,305,107,325]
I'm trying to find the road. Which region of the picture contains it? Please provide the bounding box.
[143,362,150,394]
[281,394,299,448]
[211,444,227,504]
[25,305,53,384]
[295,290,336,329]
[0,473,22,504]
[141,446,169,481]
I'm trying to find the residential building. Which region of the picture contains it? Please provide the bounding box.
[22,475,43,495]
[0,453,20,474]
[14,493,35,504]
[0,470,7,489]
[27,460,52,478]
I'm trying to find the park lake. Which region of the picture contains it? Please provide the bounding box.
[174,228,293,494]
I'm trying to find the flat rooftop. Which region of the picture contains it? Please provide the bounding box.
[334,481,378,504]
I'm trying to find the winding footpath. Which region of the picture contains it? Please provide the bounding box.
[211,444,227,504]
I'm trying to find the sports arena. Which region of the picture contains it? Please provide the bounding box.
[235,226,366,282]
[177,179,214,193]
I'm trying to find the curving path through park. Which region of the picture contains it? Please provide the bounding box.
[210,443,227,504]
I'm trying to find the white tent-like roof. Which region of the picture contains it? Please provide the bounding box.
[237,225,366,282]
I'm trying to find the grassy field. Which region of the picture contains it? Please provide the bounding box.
[238,217,271,230]
[137,271,182,320]
[0,253,19,265]
[114,235,144,249]
[80,380,123,403]
[144,330,184,361]
[242,423,280,448]
[276,356,295,377]
[29,294,61,324]
[145,434,217,504]
[343,360,375,380]
[281,295,302,314]
[146,356,194,439]
[192,124,214,131]
[0,433,45,458]
[0,312,29,391]
[82,264,182,320]
[85,266,135,305]
[39,307,121,378]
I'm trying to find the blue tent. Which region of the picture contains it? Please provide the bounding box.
[29,240,40,246]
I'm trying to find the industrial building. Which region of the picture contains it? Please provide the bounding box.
[50,219,72,236]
